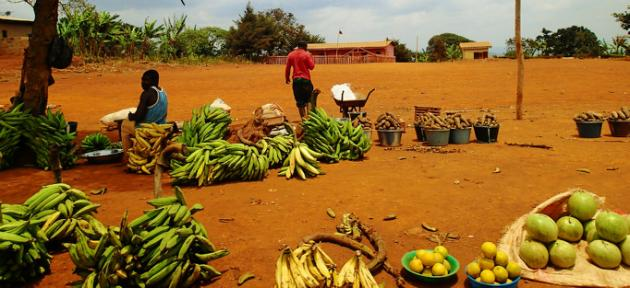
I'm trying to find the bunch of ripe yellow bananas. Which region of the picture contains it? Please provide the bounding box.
[127,123,173,174]
[278,142,324,180]
[257,135,294,168]
[275,241,380,288]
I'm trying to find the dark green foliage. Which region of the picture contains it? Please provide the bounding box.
[427,33,471,61]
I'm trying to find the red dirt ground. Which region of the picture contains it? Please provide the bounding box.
[1,57,629,288]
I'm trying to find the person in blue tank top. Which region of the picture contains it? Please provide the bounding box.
[121,69,168,155]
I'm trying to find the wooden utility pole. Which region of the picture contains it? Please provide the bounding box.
[515,0,524,120]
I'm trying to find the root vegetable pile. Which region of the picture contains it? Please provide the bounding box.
[573,111,605,122]
[446,113,473,129]
[416,113,450,129]
[607,106,630,121]
[352,115,373,130]
[375,113,401,130]
[475,113,499,127]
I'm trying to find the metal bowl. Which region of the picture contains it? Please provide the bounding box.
[82,149,124,164]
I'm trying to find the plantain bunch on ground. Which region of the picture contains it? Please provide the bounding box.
[302,108,371,162]
[445,113,473,129]
[417,112,450,130]
[375,112,401,130]
[275,242,380,288]
[0,104,30,169]
[22,110,77,170]
[475,112,500,127]
[67,187,227,288]
[16,183,106,243]
[0,183,106,285]
[127,123,174,174]
[607,106,630,121]
[257,135,294,168]
[278,141,324,180]
[170,140,269,186]
[177,105,231,147]
[81,133,113,153]
[0,217,52,284]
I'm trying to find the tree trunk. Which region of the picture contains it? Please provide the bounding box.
[20,0,60,116]
[515,0,524,120]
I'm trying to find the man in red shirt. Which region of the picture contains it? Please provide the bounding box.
[285,41,315,118]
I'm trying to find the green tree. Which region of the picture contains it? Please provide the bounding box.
[613,5,630,33]
[225,3,323,60]
[175,26,228,57]
[445,44,462,60]
[390,39,413,62]
[427,33,471,61]
[225,3,275,60]
[263,8,324,55]
[536,26,602,57]
[505,37,543,57]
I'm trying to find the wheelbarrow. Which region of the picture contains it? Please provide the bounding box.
[333,88,375,119]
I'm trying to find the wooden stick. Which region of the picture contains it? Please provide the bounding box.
[505,142,553,150]
[49,144,62,183]
[303,233,405,287]
[153,164,162,199]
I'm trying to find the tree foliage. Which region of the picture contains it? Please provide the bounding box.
[505,37,544,57]
[225,3,323,60]
[536,26,602,57]
[613,5,630,33]
[390,39,413,62]
[427,33,471,61]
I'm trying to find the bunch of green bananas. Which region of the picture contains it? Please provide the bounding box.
[177,105,231,147]
[278,142,324,180]
[22,110,77,170]
[0,218,52,283]
[302,108,371,162]
[257,135,294,168]
[0,103,29,169]
[127,123,173,174]
[275,241,336,288]
[81,133,112,153]
[20,183,105,243]
[69,187,227,288]
[170,140,269,186]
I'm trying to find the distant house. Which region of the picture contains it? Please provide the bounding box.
[0,15,33,39]
[0,16,33,55]
[265,40,396,64]
[459,41,492,60]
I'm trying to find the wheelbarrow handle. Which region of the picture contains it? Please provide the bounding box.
[365,88,375,101]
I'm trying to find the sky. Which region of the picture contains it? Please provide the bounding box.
[1,0,627,55]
